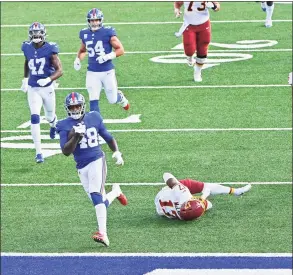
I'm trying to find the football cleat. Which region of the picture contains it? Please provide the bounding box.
[187,56,195,67]
[50,127,56,139]
[92,232,109,247]
[117,90,130,110]
[194,72,202,82]
[112,184,128,205]
[265,19,272,28]
[261,2,266,12]
[35,153,44,163]
[234,184,252,196]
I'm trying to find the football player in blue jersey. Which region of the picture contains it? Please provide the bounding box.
[73,8,129,113]
[56,92,128,247]
[21,22,63,163]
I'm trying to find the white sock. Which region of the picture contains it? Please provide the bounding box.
[31,123,42,154]
[203,183,232,195]
[49,115,58,127]
[95,203,107,235]
[266,4,274,20]
[105,190,118,205]
[194,63,203,75]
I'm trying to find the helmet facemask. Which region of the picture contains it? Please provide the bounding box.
[87,9,104,31]
[65,103,85,120]
[88,19,103,31]
[28,23,46,44]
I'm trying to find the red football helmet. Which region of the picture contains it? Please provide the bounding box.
[180,198,207,221]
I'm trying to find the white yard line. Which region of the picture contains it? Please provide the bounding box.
[1,128,292,134]
[0,84,290,92]
[1,20,292,28]
[1,49,292,56]
[1,182,291,187]
[1,252,291,257]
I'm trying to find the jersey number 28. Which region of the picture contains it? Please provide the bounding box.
[79,127,99,149]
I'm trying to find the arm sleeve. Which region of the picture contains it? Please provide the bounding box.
[110,27,117,37]
[59,130,69,150]
[51,43,59,54]
[21,42,26,52]
[98,121,114,143]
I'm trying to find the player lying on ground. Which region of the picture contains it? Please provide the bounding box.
[155,173,251,221]
[56,92,127,247]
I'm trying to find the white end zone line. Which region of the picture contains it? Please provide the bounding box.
[1,182,291,187]
[1,252,292,257]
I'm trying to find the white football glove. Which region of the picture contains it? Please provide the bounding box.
[96,52,116,64]
[21,78,28,93]
[174,8,181,18]
[73,123,86,135]
[288,72,292,85]
[74,57,81,71]
[112,151,124,166]
[37,77,51,87]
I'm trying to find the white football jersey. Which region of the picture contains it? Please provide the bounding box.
[183,1,210,25]
[154,184,193,219]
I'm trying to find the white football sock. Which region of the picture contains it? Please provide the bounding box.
[95,203,107,235]
[106,190,118,205]
[203,183,232,195]
[194,63,203,75]
[31,123,42,154]
[266,4,274,20]
[49,115,58,127]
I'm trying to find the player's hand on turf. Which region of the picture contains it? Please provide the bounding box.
[73,123,86,135]
[74,57,81,71]
[112,151,124,166]
[37,77,51,87]
[21,78,28,93]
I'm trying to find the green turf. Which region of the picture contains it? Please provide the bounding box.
[2,185,292,253]
[1,2,292,253]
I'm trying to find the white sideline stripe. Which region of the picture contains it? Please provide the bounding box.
[0,84,290,92]
[2,49,292,56]
[1,128,292,134]
[1,182,291,187]
[1,20,292,27]
[1,252,291,257]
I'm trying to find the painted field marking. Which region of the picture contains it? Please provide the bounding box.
[0,84,290,92]
[1,20,292,28]
[2,252,292,256]
[1,182,291,187]
[1,49,292,56]
[1,127,292,134]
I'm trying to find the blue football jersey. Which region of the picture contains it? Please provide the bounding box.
[21,41,59,87]
[79,26,116,72]
[56,111,114,169]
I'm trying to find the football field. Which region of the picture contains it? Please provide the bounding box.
[1,1,292,274]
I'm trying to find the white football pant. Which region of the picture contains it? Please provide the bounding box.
[86,69,119,104]
[78,156,107,200]
[27,83,56,123]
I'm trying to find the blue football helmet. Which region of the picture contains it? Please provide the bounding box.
[64,92,86,120]
[87,8,104,30]
[28,22,46,43]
